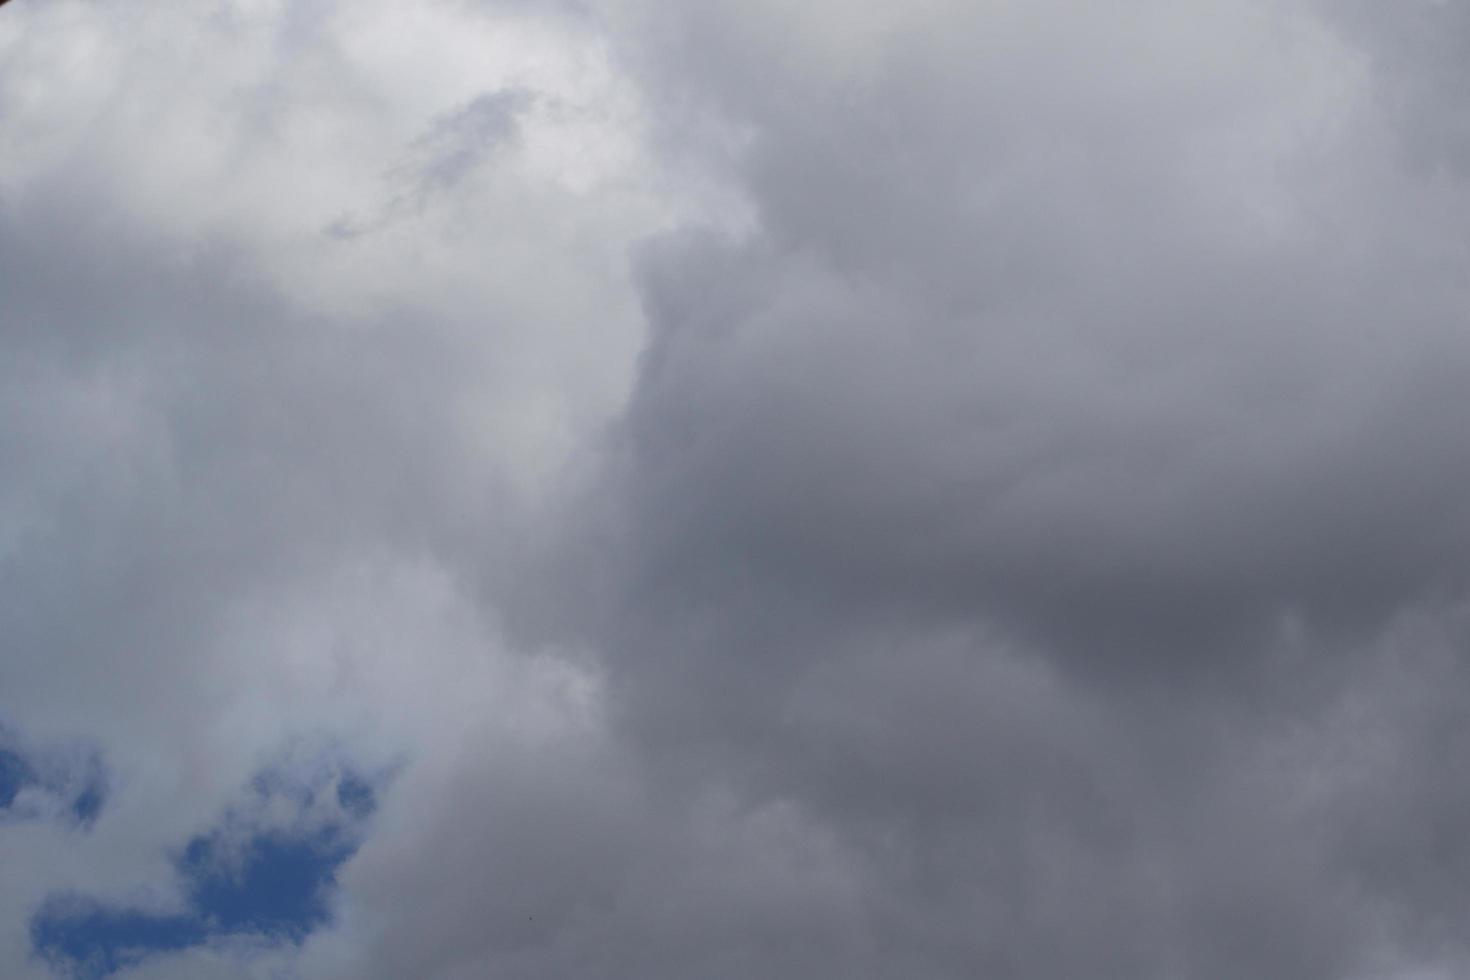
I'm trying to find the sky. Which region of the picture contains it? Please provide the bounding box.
[3,0,1470,977]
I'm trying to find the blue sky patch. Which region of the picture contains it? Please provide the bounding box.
[182,825,357,939]
[31,902,204,980]
[0,749,34,809]
[31,761,378,979]
[0,727,107,828]
[71,772,106,828]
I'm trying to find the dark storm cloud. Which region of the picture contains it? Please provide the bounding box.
[289,2,1470,977]
[507,2,1470,978]
[607,1,1470,682]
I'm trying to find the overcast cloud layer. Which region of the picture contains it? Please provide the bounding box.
[5,1,1470,977]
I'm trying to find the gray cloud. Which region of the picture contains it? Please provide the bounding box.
[329,89,534,238]
[6,1,1470,978]
[536,2,1470,977]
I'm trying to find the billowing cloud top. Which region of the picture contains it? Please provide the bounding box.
[3,1,1470,978]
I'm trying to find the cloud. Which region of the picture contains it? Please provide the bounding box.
[327,88,535,239]
[5,0,1470,978]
